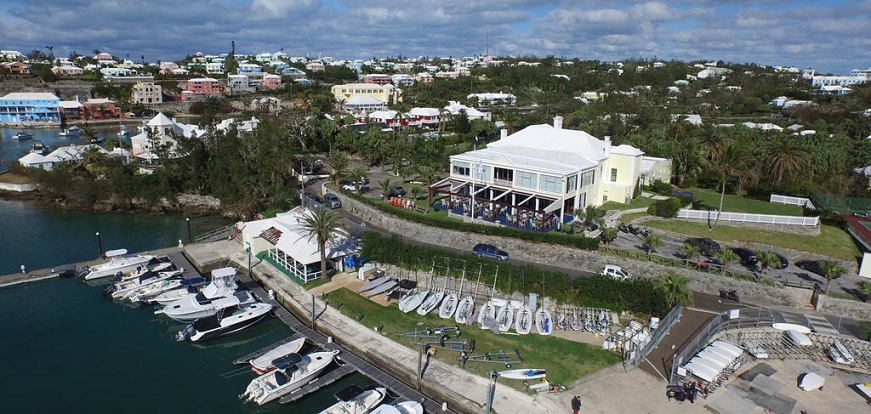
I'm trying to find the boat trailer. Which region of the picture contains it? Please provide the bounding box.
[458,349,522,368]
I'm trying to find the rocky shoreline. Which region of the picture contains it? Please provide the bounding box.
[0,189,238,218]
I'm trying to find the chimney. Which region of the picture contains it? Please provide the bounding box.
[500,129,508,140]
[604,136,612,157]
[553,116,563,129]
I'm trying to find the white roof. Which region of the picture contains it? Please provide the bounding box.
[45,144,107,162]
[410,107,440,116]
[246,209,355,265]
[18,152,52,165]
[368,110,398,119]
[345,95,384,105]
[86,98,114,105]
[1,92,60,101]
[640,156,668,174]
[612,144,643,156]
[58,100,84,109]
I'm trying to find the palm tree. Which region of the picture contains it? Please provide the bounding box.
[347,167,366,193]
[601,227,618,245]
[766,139,811,184]
[409,186,424,201]
[710,140,752,231]
[657,271,694,307]
[579,205,605,230]
[378,178,393,202]
[820,260,846,293]
[298,208,344,282]
[714,248,739,273]
[642,233,662,257]
[680,243,702,268]
[327,151,349,186]
[82,124,98,142]
[756,251,782,273]
[858,281,871,303]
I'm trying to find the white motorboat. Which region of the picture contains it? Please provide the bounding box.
[438,291,459,319]
[496,302,514,332]
[398,289,427,313]
[59,126,80,137]
[109,268,184,300]
[515,305,532,334]
[249,337,307,374]
[454,295,475,324]
[158,289,254,323]
[535,306,553,335]
[79,249,156,281]
[243,350,340,405]
[117,125,129,137]
[499,368,547,380]
[176,301,273,342]
[319,385,386,414]
[371,401,425,414]
[151,287,197,305]
[477,300,497,329]
[12,132,33,140]
[114,260,175,283]
[129,276,205,303]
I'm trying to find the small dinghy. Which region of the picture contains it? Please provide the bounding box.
[416,290,444,315]
[499,368,547,380]
[398,289,428,313]
[535,306,553,335]
[496,302,514,332]
[514,305,532,335]
[454,295,475,324]
[798,372,825,391]
[438,291,459,319]
[249,337,307,374]
[477,300,497,329]
[365,279,398,298]
[357,275,390,293]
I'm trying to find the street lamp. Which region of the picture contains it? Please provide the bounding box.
[186,217,192,244]
[95,232,103,258]
[246,243,252,276]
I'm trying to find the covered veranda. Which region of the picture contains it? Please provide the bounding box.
[428,178,575,231]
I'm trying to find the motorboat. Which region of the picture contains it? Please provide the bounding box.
[154,267,241,321]
[12,132,33,140]
[454,295,475,324]
[108,268,184,300]
[438,291,459,319]
[59,126,80,137]
[117,125,129,137]
[249,337,307,374]
[535,306,553,335]
[243,350,340,405]
[398,289,427,313]
[113,259,175,283]
[496,301,514,332]
[30,140,49,155]
[129,275,204,303]
[151,286,199,306]
[371,401,425,414]
[477,300,496,329]
[514,304,532,334]
[176,301,273,342]
[90,136,104,144]
[318,385,386,414]
[78,249,156,281]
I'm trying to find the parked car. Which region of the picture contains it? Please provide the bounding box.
[685,237,721,256]
[305,194,324,209]
[730,247,758,267]
[472,243,508,261]
[600,265,631,281]
[796,260,827,277]
[341,180,369,192]
[387,186,407,197]
[774,252,789,269]
[323,193,342,209]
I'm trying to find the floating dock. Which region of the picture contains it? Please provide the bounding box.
[280,364,357,404]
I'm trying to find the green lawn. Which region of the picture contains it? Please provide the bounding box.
[642,220,860,261]
[600,197,656,211]
[619,212,651,223]
[687,187,804,216]
[325,288,622,389]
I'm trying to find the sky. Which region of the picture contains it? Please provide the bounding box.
[1,0,868,74]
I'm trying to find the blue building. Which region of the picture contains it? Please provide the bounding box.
[0,92,61,125]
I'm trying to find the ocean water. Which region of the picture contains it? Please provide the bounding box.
[0,124,127,167]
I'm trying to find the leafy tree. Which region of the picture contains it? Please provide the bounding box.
[657,271,694,307]
[327,151,349,186]
[378,178,393,201]
[579,205,605,229]
[347,167,366,193]
[601,227,618,245]
[409,186,424,201]
[642,233,661,257]
[714,248,739,273]
[820,260,846,293]
[298,208,344,282]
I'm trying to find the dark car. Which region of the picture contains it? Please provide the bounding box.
[323,193,342,209]
[686,237,721,256]
[774,252,789,269]
[387,186,407,197]
[796,260,827,277]
[472,243,509,261]
[730,247,758,267]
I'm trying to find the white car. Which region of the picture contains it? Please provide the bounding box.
[600,265,631,281]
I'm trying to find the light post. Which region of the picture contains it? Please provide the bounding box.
[95,232,103,258]
[186,217,192,244]
[246,243,252,276]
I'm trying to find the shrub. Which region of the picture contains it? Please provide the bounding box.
[647,197,683,218]
[647,179,673,195]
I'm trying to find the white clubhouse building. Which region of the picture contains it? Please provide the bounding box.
[431,116,670,226]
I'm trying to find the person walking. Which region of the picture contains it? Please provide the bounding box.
[571,395,581,413]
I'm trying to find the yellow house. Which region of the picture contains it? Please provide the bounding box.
[432,117,670,223]
[330,83,401,112]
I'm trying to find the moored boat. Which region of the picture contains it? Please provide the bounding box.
[318,385,386,414]
[371,401,425,414]
[30,140,49,154]
[12,132,33,140]
[59,126,80,137]
[176,302,273,342]
[242,350,340,405]
[108,268,183,300]
[248,337,307,374]
[157,289,254,323]
[78,249,156,281]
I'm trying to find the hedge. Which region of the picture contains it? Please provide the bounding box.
[342,189,599,250]
[361,232,669,316]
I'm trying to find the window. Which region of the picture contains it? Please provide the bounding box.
[472,164,491,181]
[517,171,537,189]
[610,168,618,182]
[603,195,608,202]
[566,175,577,193]
[580,170,595,187]
[539,174,561,193]
[494,167,513,183]
[452,161,470,176]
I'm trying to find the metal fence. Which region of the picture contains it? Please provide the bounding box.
[811,193,871,215]
[676,209,819,226]
[193,223,238,244]
[668,307,783,384]
[624,305,683,372]
[769,194,815,209]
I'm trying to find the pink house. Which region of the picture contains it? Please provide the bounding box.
[305,61,325,72]
[262,73,282,90]
[363,74,390,85]
[183,77,224,100]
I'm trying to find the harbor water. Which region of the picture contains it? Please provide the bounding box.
[0,128,379,412]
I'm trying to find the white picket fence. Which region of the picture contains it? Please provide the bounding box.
[770,194,815,209]
[676,209,819,226]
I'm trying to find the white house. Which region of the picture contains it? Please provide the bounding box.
[18,144,116,171]
[431,117,668,227]
[239,208,358,283]
[468,92,516,106]
[444,101,490,121]
[130,113,205,158]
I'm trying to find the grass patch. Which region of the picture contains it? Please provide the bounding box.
[619,212,650,223]
[643,220,860,261]
[688,187,804,216]
[0,171,34,184]
[325,288,622,388]
[600,197,656,211]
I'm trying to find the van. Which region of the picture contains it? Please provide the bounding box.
[600,265,631,281]
[323,193,342,209]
